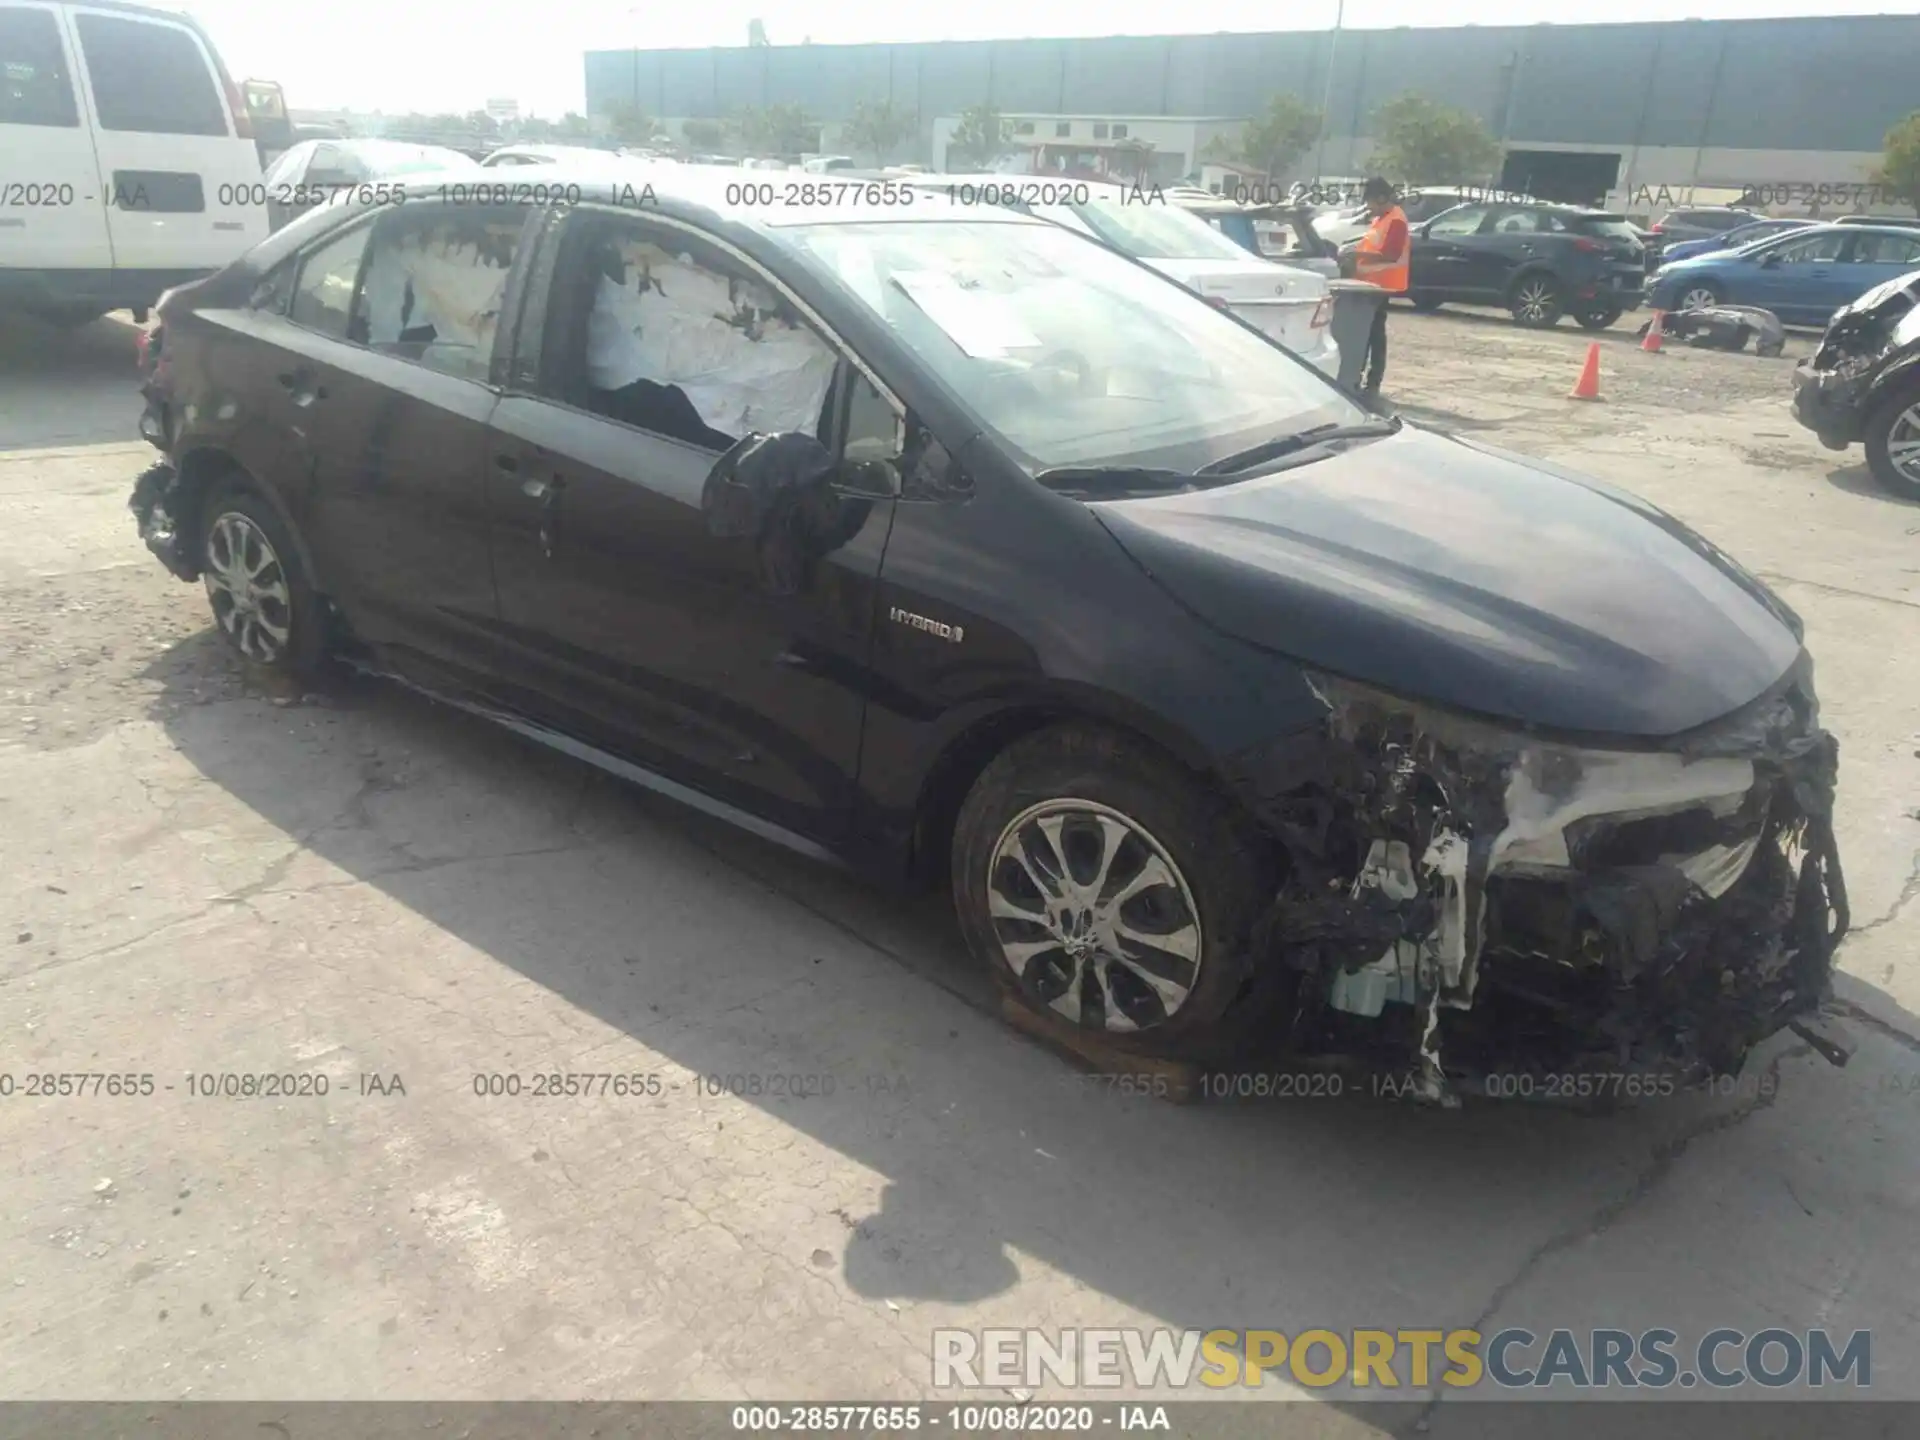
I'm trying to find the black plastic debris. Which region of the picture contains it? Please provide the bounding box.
[1640,305,1786,357]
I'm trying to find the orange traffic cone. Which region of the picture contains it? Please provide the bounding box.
[1569,342,1603,401]
[1641,309,1666,353]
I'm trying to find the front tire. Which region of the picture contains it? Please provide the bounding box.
[1508,274,1564,328]
[951,724,1273,1060]
[1407,292,1445,313]
[1863,382,1920,501]
[197,481,328,681]
[1676,281,1722,312]
[1575,305,1623,331]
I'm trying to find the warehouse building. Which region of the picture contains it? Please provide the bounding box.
[584,15,1919,209]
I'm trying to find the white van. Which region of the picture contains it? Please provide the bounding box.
[0,0,267,324]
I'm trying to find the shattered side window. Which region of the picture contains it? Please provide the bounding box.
[288,223,374,340]
[576,222,837,448]
[356,206,524,382]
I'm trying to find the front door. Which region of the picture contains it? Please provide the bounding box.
[1411,203,1492,299]
[1743,229,1849,325]
[485,209,903,844]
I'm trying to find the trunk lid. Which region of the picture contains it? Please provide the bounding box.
[1143,257,1328,348]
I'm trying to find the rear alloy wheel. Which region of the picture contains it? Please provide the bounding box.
[952,725,1272,1060]
[1509,275,1564,328]
[1863,384,1920,501]
[1575,306,1623,331]
[198,483,327,680]
[1677,282,1722,312]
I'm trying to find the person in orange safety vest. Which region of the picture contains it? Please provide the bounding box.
[1351,177,1410,402]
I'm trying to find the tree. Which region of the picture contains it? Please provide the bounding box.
[1111,136,1156,183]
[731,103,818,158]
[556,112,592,140]
[765,102,820,156]
[948,105,1014,169]
[1368,93,1502,186]
[1874,110,1920,215]
[747,17,769,46]
[1234,93,1321,183]
[845,100,916,165]
[1198,133,1239,165]
[607,103,661,147]
[682,117,726,151]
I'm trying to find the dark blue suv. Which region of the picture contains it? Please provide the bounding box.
[1407,201,1648,329]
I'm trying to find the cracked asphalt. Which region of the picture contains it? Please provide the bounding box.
[1,308,1917,1428]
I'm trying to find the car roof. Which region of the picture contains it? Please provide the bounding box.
[486,144,620,161]
[326,138,470,159]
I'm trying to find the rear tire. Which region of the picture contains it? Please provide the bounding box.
[951,724,1274,1061]
[1508,274,1564,328]
[1863,382,1920,501]
[196,481,329,682]
[1575,306,1623,331]
[1407,293,1445,313]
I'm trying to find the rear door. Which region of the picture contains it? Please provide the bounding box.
[291,201,531,667]
[1834,231,1920,317]
[65,5,264,274]
[0,2,109,268]
[1474,205,1560,297]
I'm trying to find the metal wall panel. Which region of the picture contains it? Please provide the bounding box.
[986,40,1068,115]
[586,18,1920,158]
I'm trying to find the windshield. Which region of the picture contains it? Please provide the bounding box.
[778,219,1361,475]
[1066,200,1259,262]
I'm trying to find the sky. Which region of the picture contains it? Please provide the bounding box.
[190,0,1894,119]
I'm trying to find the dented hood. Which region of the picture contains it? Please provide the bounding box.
[1093,426,1802,738]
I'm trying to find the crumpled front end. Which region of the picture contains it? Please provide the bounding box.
[1791,275,1920,449]
[1231,663,1847,1102]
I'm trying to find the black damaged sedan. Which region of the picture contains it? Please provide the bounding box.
[131,169,1848,1102]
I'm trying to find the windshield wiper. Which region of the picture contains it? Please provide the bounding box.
[1195,415,1403,477]
[1032,466,1197,496]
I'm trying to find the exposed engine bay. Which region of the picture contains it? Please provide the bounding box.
[1231,666,1848,1103]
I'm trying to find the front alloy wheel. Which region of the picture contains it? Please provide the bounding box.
[951,724,1273,1060]
[1678,284,1720,312]
[1865,389,1920,501]
[987,799,1203,1032]
[203,511,292,664]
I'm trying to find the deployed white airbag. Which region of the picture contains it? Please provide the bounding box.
[586,248,835,438]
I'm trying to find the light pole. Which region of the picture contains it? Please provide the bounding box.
[1315,0,1344,182]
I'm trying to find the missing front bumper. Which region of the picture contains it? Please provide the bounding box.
[1237,669,1848,1100]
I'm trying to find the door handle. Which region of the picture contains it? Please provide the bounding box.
[525,474,566,558]
[277,369,326,405]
